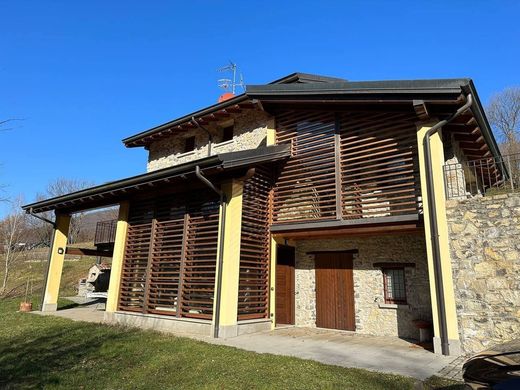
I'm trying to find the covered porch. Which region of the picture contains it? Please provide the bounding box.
[22,145,290,338]
[271,223,434,343]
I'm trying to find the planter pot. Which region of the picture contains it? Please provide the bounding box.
[19,302,32,312]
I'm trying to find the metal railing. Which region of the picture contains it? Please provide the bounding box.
[443,153,520,199]
[94,219,117,245]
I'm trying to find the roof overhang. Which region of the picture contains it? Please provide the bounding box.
[22,145,290,214]
[122,94,252,148]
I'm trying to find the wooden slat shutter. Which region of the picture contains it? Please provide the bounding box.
[273,110,337,223]
[238,165,274,320]
[118,193,220,320]
[339,111,421,219]
[118,200,154,312]
[146,196,186,315]
[181,198,220,320]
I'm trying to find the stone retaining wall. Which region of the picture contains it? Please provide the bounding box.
[446,193,520,354]
[294,234,432,340]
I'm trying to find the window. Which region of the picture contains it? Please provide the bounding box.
[382,267,407,304]
[222,126,234,142]
[184,136,195,153]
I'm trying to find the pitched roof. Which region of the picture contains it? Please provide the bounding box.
[22,145,290,214]
[122,73,477,148]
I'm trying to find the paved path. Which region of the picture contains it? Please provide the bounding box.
[35,305,460,381]
[210,327,457,381]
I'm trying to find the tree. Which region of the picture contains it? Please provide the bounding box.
[0,197,28,295]
[28,178,94,246]
[487,87,520,155]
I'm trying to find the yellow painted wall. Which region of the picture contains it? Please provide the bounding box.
[42,213,71,311]
[106,201,130,313]
[215,180,244,328]
[417,123,460,343]
[266,118,276,146]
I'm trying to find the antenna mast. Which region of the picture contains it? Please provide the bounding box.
[217,61,245,95]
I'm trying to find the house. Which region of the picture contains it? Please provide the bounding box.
[23,72,515,357]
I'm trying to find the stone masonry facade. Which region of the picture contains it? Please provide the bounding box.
[147,109,273,171]
[294,235,432,340]
[446,193,520,354]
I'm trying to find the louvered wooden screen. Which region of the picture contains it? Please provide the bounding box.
[339,112,420,219]
[119,199,154,312]
[118,193,220,320]
[273,111,337,223]
[146,196,186,315]
[181,199,220,319]
[272,109,421,225]
[238,165,274,320]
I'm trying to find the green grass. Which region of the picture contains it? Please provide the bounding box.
[1,247,99,299]
[0,299,441,390]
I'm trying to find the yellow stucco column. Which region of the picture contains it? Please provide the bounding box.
[269,236,277,329]
[41,213,71,312]
[417,122,461,356]
[105,201,130,313]
[214,180,243,337]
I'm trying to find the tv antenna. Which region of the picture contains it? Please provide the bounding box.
[217,61,245,95]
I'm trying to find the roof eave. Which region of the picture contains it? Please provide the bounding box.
[22,145,290,214]
[122,93,249,148]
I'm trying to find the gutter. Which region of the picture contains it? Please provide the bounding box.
[192,117,213,157]
[423,94,473,356]
[195,166,226,338]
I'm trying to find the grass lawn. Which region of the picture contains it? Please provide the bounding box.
[0,299,464,390]
[1,247,99,299]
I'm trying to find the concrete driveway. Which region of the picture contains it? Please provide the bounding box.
[210,327,457,380]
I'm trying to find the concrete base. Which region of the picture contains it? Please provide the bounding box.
[219,319,272,338]
[104,311,213,337]
[41,303,57,312]
[433,336,462,356]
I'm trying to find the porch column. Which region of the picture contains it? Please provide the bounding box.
[105,201,130,313]
[214,179,243,337]
[417,122,461,356]
[269,236,277,329]
[266,117,277,329]
[41,213,71,312]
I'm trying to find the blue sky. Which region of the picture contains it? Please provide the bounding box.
[1,1,519,216]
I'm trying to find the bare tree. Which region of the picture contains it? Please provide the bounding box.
[28,178,94,246]
[487,87,520,154]
[0,197,28,295]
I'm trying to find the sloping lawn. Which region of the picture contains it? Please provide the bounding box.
[0,299,459,389]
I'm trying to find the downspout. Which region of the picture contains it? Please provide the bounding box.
[423,94,473,356]
[195,166,226,338]
[192,117,213,157]
[28,208,56,311]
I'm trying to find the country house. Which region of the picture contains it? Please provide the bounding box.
[23,73,519,356]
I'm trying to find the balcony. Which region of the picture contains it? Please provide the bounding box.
[443,153,520,199]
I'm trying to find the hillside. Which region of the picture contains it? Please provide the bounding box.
[1,244,100,303]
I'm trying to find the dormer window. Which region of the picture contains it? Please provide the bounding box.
[184,136,195,153]
[222,126,234,142]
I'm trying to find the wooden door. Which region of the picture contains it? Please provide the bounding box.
[275,245,295,325]
[315,252,355,331]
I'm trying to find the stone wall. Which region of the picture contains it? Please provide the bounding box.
[147,109,273,171]
[446,193,520,354]
[294,234,432,340]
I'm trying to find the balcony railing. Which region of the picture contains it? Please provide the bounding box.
[443,153,520,199]
[94,219,117,246]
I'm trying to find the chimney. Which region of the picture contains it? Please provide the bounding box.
[218,92,235,103]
